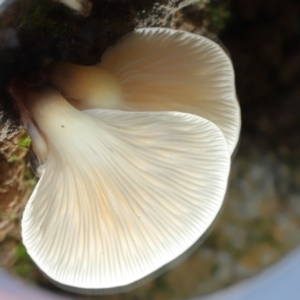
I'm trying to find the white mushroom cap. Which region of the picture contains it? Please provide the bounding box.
[20,85,230,289]
[47,28,240,155]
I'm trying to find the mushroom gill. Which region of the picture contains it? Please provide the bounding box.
[10,82,230,289]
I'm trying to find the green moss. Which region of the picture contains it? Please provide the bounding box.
[210,261,220,275]
[19,0,68,40]
[17,135,31,148]
[8,154,19,164]
[24,163,36,187]
[205,2,231,32]
[14,244,28,260]
[154,273,169,291]
[13,244,35,279]
[181,0,230,35]
[14,264,32,277]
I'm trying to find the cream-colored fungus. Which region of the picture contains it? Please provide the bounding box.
[47,28,240,155]
[9,27,239,290]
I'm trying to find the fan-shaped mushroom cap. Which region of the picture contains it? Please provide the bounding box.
[47,28,240,155]
[20,85,230,289]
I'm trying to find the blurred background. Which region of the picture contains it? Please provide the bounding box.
[0,0,300,299]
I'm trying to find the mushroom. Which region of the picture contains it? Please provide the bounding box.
[10,81,230,289]
[46,28,240,155]
[9,27,240,290]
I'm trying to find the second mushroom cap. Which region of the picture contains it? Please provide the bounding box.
[47,27,240,155]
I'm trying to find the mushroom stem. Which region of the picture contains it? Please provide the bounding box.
[9,82,91,159]
[20,84,89,146]
[46,62,123,110]
[9,81,48,163]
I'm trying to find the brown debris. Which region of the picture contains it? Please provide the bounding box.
[0,129,33,269]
